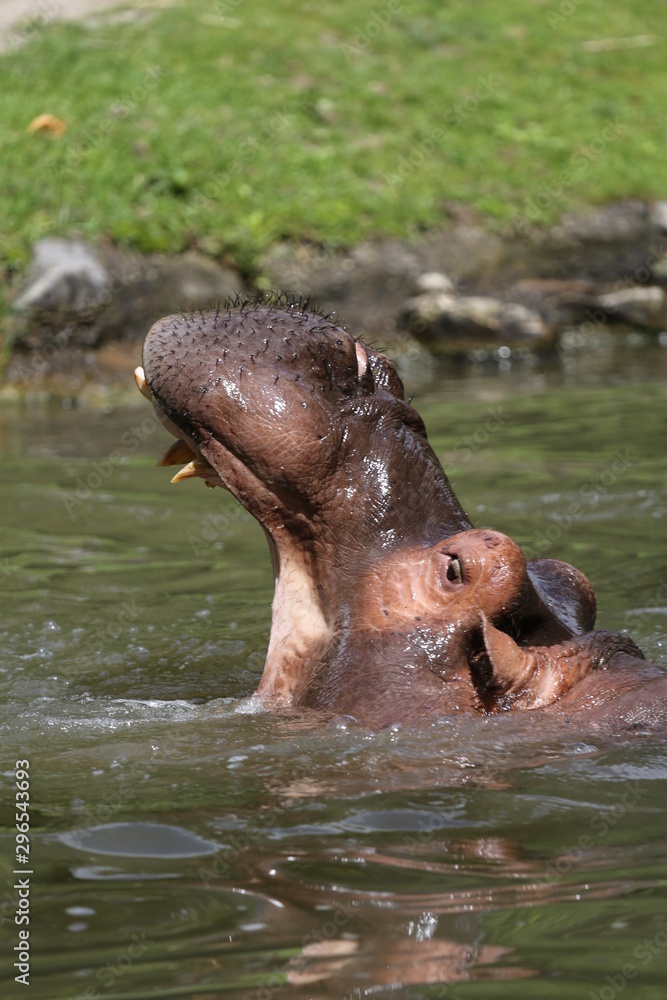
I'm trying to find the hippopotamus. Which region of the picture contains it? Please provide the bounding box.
[135,298,666,730]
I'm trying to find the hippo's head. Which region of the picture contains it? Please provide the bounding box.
[137,300,599,724]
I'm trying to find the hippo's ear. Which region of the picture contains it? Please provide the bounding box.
[479,612,602,710]
[479,613,536,692]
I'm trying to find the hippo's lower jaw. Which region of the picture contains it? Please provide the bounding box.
[136,369,334,706]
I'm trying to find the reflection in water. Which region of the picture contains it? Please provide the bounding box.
[0,358,666,997]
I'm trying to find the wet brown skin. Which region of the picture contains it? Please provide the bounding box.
[137,301,665,729]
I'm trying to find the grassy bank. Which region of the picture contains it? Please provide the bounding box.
[2,0,665,279]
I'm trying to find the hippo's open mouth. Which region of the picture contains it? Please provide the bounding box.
[135,367,228,489]
[136,300,628,727]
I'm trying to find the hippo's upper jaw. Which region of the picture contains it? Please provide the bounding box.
[138,300,473,707]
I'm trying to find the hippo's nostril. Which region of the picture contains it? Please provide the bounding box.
[446,557,464,585]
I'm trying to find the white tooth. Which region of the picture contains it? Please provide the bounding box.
[134,366,152,400]
[170,458,216,484]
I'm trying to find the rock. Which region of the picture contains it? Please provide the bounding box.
[260,239,426,340]
[412,272,455,295]
[14,239,108,313]
[507,278,600,328]
[13,240,243,348]
[402,291,550,350]
[651,255,667,283]
[595,286,667,330]
[516,200,662,285]
[260,228,505,341]
[92,249,243,343]
[556,200,648,244]
[650,202,667,232]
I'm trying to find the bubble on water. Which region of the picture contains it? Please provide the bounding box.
[564,742,598,755]
[327,715,358,731]
[66,906,96,917]
[195,609,211,619]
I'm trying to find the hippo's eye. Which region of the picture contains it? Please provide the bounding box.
[446,558,463,584]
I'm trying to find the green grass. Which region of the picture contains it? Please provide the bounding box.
[1,0,665,278]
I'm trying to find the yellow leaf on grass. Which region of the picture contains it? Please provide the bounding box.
[26,114,67,137]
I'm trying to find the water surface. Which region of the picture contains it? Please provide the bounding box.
[0,342,666,998]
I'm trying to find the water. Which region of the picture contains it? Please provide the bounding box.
[1,341,666,999]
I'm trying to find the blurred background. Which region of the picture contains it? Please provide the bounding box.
[1,0,666,390]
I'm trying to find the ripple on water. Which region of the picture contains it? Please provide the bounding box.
[1,388,667,996]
